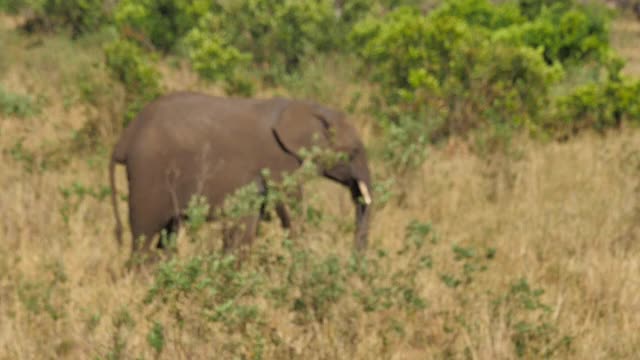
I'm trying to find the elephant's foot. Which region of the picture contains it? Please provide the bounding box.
[283,222,300,239]
[222,215,260,267]
[126,234,169,270]
[125,250,164,271]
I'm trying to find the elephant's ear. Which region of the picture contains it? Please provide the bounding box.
[273,101,330,159]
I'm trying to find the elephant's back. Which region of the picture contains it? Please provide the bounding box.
[124,92,288,209]
[137,92,275,135]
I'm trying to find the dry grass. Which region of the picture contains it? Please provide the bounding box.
[2,12,640,360]
[611,14,640,78]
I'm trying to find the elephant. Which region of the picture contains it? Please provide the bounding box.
[109,91,373,260]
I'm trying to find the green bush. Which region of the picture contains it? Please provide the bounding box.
[349,0,625,166]
[114,0,216,52]
[554,78,640,134]
[104,39,162,125]
[112,0,343,88]
[182,22,255,96]
[351,4,561,143]
[432,0,525,29]
[0,0,28,13]
[142,217,434,357]
[3,0,111,36]
[189,0,339,74]
[495,2,611,65]
[0,86,41,118]
[43,0,110,36]
[517,0,572,20]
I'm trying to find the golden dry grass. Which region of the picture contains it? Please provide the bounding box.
[1,12,640,360]
[611,13,640,77]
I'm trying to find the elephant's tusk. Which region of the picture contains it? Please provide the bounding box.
[357,180,372,205]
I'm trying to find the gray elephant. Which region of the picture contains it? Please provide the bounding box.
[109,91,372,260]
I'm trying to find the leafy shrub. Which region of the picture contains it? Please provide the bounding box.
[42,0,110,36]
[496,1,611,65]
[5,0,111,36]
[0,86,41,117]
[432,0,525,29]
[17,260,69,321]
[349,0,625,168]
[377,112,431,173]
[255,0,337,71]
[112,0,342,89]
[351,5,561,150]
[114,0,216,52]
[0,0,28,13]
[182,24,255,96]
[554,77,640,134]
[187,0,340,77]
[142,216,435,357]
[517,0,572,20]
[59,181,111,224]
[104,39,162,125]
[493,278,574,357]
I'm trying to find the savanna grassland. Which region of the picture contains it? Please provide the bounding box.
[1,1,640,359]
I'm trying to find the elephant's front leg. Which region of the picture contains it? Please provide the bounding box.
[222,214,260,258]
[275,185,303,238]
[276,202,300,238]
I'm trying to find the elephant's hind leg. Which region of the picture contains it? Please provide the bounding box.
[157,217,180,250]
[129,211,173,264]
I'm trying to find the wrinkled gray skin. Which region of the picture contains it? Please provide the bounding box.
[109,91,372,259]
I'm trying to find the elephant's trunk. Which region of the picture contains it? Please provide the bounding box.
[350,152,372,252]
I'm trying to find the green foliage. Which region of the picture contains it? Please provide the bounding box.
[351,3,563,162]
[217,182,265,221]
[4,137,68,174]
[59,181,111,224]
[0,0,28,13]
[42,0,110,36]
[146,321,165,354]
[114,0,216,52]
[104,307,136,360]
[260,145,350,221]
[184,195,210,238]
[144,253,264,354]
[348,0,629,166]
[256,0,337,70]
[554,77,640,134]
[111,0,346,90]
[517,0,572,20]
[378,112,431,173]
[3,0,111,36]
[184,27,247,79]
[287,250,347,321]
[496,1,611,65]
[436,0,525,28]
[104,39,162,125]
[104,39,161,93]
[434,242,573,358]
[183,25,255,95]
[0,86,41,117]
[439,244,495,289]
[17,260,69,321]
[347,220,434,313]
[493,278,574,357]
[142,217,435,356]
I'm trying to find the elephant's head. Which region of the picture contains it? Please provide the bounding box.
[272,100,372,251]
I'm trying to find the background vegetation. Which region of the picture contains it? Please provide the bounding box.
[1,0,640,358]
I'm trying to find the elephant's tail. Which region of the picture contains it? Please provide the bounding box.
[109,156,123,246]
